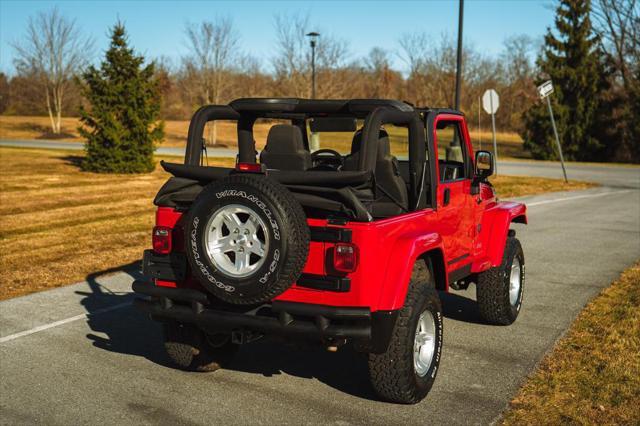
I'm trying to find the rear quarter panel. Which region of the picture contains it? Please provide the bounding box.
[276,211,445,312]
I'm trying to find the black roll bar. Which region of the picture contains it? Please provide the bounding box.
[185,105,241,166]
[360,107,427,209]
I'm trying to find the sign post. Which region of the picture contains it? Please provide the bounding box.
[482,89,499,174]
[537,80,568,183]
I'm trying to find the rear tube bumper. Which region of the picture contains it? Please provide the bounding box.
[132,280,398,354]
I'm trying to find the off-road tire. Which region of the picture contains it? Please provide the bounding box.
[477,235,525,325]
[185,174,309,305]
[163,322,238,372]
[368,261,443,404]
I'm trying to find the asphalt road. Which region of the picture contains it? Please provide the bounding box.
[1,161,639,425]
[2,138,638,189]
[498,161,640,189]
[0,139,223,158]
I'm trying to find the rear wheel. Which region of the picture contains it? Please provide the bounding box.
[477,235,525,325]
[368,262,443,404]
[163,322,238,372]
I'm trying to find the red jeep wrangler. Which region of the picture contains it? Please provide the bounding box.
[133,98,527,404]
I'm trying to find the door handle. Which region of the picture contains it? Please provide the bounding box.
[443,188,450,207]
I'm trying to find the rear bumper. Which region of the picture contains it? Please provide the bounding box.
[132,280,397,353]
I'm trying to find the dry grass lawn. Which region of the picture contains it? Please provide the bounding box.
[502,262,640,425]
[0,147,233,300]
[0,115,531,158]
[0,147,595,300]
[489,175,596,198]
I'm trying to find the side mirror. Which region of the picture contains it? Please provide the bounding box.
[475,150,494,179]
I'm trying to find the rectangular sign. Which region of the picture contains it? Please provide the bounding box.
[538,80,554,99]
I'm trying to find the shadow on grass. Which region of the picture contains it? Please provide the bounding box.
[10,122,50,133]
[36,131,76,140]
[60,155,84,168]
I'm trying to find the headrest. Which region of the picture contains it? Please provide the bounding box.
[350,128,389,155]
[376,136,391,159]
[265,124,305,154]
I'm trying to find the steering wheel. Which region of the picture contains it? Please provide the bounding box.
[311,149,343,170]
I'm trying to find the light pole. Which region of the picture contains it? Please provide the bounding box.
[306,32,319,99]
[454,0,464,110]
[306,31,320,151]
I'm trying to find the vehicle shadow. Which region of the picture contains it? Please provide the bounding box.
[439,290,486,325]
[77,264,380,400]
[76,264,490,400]
[226,339,379,401]
[76,261,171,368]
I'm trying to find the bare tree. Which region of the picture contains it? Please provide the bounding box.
[398,32,430,75]
[592,0,639,90]
[0,73,9,114]
[498,35,537,131]
[183,17,239,145]
[363,48,400,98]
[400,32,462,107]
[398,32,431,106]
[272,12,311,97]
[592,0,640,161]
[272,12,350,98]
[12,8,92,134]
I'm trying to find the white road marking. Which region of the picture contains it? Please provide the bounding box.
[0,301,131,344]
[527,190,634,207]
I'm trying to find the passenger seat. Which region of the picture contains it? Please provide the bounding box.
[344,129,409,216]
[260,124,311,171]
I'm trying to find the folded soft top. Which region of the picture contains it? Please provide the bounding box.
[160,161,373,187]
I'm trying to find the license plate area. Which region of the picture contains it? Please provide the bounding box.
[142,250,187,281]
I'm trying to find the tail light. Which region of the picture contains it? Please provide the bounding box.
[152,226,172,254]
[235,162,263,173]
[333,243,359,273]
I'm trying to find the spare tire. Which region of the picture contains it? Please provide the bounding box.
[185,173,309,304]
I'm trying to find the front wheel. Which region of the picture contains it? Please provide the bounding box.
[477,235,525,325]
[368,262,444,404]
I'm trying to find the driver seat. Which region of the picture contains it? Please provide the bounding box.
[260,124,312,171]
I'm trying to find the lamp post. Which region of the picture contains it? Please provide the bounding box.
[454,0,464,110]
[306,31,320,150]
[306,32,320,99]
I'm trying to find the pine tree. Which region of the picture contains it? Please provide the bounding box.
[522,0,608,161]
[79,23,163,173]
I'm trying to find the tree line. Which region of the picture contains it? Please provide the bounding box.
[0,1,638,163]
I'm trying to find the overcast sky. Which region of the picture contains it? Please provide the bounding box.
[0,0,555,75]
